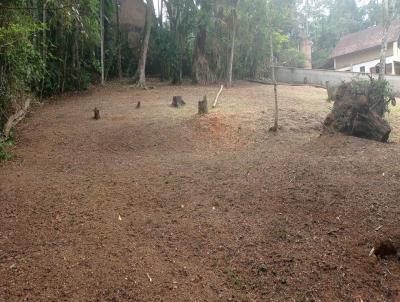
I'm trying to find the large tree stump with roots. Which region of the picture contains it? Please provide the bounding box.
[198,96,208,115]
[323,80,393,142]
[172,96,185,108]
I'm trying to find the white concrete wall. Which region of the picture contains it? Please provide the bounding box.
[393,41,399,57]
[337,56,397,74]
[274,66,400,96]
[336,43,400,74]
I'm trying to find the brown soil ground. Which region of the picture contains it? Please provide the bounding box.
[1,80,400,302]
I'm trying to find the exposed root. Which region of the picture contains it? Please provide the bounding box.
[136,81,149,90]
[2,98,31,140]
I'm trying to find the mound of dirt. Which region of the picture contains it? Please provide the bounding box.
[183,114,244,148]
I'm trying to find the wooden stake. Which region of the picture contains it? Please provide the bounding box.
[212,85,224,108]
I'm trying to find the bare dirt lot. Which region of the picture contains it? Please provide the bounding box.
[1,81,400,301]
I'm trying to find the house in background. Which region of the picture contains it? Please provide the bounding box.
[331,20,400,75]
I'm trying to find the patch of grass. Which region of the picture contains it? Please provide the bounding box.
[224,269,245,291]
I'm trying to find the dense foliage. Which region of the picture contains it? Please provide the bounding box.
[0,0,116,129]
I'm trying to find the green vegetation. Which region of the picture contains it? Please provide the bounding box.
[224,268,246,291]
[0,133,15,161]
[348,78,396,117]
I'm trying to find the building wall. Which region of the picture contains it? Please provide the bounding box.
[274,66,400,96]
[394,41,400,57]
[337,56,397,74]
[335,43,394,69]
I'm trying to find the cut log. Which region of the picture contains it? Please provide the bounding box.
[93,107,100,120]
[212,85,224,108]
[198,96,208,114]
[2,98,31,140]
[172,96,185,108]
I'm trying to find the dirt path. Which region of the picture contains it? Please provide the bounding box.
[1,81,400,301]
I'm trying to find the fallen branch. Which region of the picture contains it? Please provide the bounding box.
[2,98,31,140]
[212,85,224,108]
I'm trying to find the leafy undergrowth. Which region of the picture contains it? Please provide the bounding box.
[0,133,15,161]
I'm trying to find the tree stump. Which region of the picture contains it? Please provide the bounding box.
[93,107,100,120]
[172,96,185,107]
[323,80,392,142]
[373,239,399,259]
[198,96,208,115]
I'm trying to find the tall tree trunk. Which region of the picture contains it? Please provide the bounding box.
[75,20,81,89]
[192,26,216,84]
[173,33,183,85]
[379,0,390,80]
[116,0,122,79]
[249,31,261,78]
[226,0,238,89]
[42,1,47,60]
[163,0,183,84]
[58,13,66,92]
[192,1,216,85]
[159,0,163,29]
[100,0,105,85]
[135,0,154,88]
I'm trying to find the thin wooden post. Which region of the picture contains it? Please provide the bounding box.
[270,34,278,132]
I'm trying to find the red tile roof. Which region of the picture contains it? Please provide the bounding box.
[331,20,400,58]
